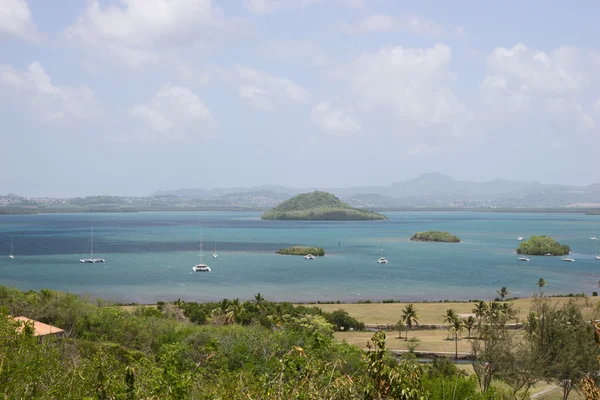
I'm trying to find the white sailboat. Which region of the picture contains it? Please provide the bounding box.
[80,227,105,263]
[377,241,388,264]
[212,241,218,258]
[193,229,211,272]
[9,235,14,259]
[304,254,315,260]
[517,236,524,241]
[517,256,530,262]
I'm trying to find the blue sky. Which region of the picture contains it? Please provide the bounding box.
[1,0,600,197]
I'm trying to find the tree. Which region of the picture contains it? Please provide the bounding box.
[472,300,488,336]
[225,298,244,325]
[537,278,547,294]
[452,318,464,360]
[464,316,476,339]
[526,298,599,400]
[395,319,405,340]
[252,293,266,314]
[401,304,419,341]
[497,287,509,301]
[442,308,457,339]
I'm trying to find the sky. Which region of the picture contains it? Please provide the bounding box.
[1,0,600,197]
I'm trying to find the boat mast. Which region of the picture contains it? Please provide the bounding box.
[90,227,94,259]
[10,235,13,257]
[200,228,204,263]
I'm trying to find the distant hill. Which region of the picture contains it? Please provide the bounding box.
[261,191,387,221]
[154,174,600,209]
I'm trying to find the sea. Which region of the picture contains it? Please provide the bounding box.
[0,211,599,304]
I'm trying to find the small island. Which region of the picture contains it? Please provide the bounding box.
[261,191,387,221]
[410,231,461,243]
[276,246,325,256]
[517,236,571,256]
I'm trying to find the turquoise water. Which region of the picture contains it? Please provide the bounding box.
[0,211,599,303]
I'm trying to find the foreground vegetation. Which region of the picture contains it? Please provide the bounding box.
[517,235,571,256]
[261,191,387,220]
[276,246,325,256]
[410,231,461,243]
[1,284,600,399]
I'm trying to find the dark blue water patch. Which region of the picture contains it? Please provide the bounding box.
[0,233,298,256]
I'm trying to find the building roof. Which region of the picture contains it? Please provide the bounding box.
[12,316,64,337]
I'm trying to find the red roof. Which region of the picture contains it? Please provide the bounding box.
[12,316,64,337]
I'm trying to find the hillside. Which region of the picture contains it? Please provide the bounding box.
[261,191,387,220]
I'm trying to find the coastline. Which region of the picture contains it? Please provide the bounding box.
[2,206,600,215]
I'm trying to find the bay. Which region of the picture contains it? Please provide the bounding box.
[0,211,599,303]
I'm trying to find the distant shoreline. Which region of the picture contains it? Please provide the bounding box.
[2,206,600,215]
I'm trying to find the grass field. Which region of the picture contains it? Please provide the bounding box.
[335,330,474,353]
[315,296,599,325]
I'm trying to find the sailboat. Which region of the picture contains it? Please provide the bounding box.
[80,227,105,263]
[377,241,388,264]
[595,240,600,260]
[212,241,218,258]
[192,229,211,272]
[9,235,14,259]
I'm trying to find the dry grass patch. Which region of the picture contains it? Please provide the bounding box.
[335,330,473,353]
[316,296,600,325]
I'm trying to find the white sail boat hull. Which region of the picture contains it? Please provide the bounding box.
[193,229,211,272]
[80,227,104,263]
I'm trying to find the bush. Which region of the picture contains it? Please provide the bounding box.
[323,309,365,331]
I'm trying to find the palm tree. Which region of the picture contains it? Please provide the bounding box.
[497,286,509,301]
[472,300,488,333]
[537,278,547,294]
[401,304,419,341]
[253,292,266,314]
[225,298,244,325]
[452,318,464,360]
[443,309,458,339]
[464,316,476,338]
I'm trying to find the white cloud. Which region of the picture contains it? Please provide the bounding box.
[340,43,473,137]
[129,84,216,140]
[0,61,97,121]
[481,43,599,132]
[65,0,249,68]
[243,0,359,14]
[259,40,329,67]
[0,0,39,41]
[341,14,455,37]
[233,65,309,110]
[594,98,600,114]
[312,102,362,136]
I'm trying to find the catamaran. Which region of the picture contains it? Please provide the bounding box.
[304,254,315,260]
[192,230,211,272]
[9,235,14,259]
[80,227,105,263]
[377,242,388,264]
